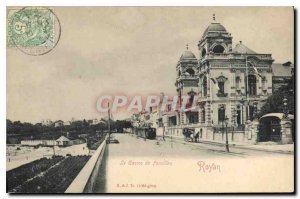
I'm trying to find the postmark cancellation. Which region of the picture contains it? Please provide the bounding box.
[7,7,61,55]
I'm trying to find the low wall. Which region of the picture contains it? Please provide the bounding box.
[65,136,107,193]
[165,126,256,144]
[202,131,246,143]
[20,140,56,146]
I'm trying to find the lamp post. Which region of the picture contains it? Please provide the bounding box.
[160,92,165,141]
[232,110,238,141]
[239,97,245,126]
[253,99,258,120]
[107,102,111,143]
[283,97,288,119]
[176,82,184,125]
[220,105,225,140]
[224,115,230,152]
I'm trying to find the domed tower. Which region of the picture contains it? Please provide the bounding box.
[197,15,234,128]
[175,45,199,96]
[198,14,232,60]
[175,45,199,125]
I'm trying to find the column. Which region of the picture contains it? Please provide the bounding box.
[198,107,202,123]
[280,119,293,144]
[206,102,211,125]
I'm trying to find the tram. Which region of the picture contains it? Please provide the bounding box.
[134,127,156,139]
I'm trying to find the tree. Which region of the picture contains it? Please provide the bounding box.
[259,75,294,117]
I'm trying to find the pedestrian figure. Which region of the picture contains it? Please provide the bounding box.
[195,131,200,143]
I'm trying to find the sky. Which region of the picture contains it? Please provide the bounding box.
[7,7,294,123]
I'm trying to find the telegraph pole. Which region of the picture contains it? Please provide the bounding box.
[225,116,229,152]
[108,102,111,143]
[245,55,249,121]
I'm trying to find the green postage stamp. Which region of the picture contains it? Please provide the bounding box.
[7,7,60,55]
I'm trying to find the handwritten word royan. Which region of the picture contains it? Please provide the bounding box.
[197,161,221,173]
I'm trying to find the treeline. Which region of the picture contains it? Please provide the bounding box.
[7,119,132,137]
[259,74,294,117]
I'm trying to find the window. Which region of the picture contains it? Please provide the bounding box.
[202,109,205,122]
[218,106,225,124]
[178,70,181,76]
[213,45,225,54]
[249,105,254,121]
[158,119,163,127]
[236,76,241,90]
[169,116,177,126]
[247,75,257,96]
[236,109,241,125]
[218,81,225,94]
[203,76,207,96]
[201,48,206,57]
[262,77,267,90]
[188,113,198,124]
[216,75,228,97]
[186,68,195,75]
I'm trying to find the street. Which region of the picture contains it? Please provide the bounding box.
[107,134,292,158]
[95,133,294,193]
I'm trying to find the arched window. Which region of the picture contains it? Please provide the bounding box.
[201,48,206,58]
[218,105,225,124]
[202,109,205,122]
[185,68,195,75]
[213,45,225,54]
[218,82,225,94]
[216,75,228,96]
[203,76,207,96]
[247,75,257,96]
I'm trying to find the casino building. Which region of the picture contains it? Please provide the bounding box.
[164,16,275,144]
[132,16,294,144]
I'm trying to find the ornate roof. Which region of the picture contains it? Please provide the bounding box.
[180,50,196,60]
[206,22,226,32]
[232,42,257,54]
[201,22,227,39]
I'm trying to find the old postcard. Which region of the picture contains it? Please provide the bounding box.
[6,6,294,193]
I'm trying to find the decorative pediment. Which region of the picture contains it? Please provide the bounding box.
[216,75,228,82]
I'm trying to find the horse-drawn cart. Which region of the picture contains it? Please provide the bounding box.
[182,128,195,142]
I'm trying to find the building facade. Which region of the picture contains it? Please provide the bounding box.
[131,16,293,144]
[166,18,275,143]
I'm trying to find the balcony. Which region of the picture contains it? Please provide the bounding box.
[216,92,228,97]
[177,74,198,80]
